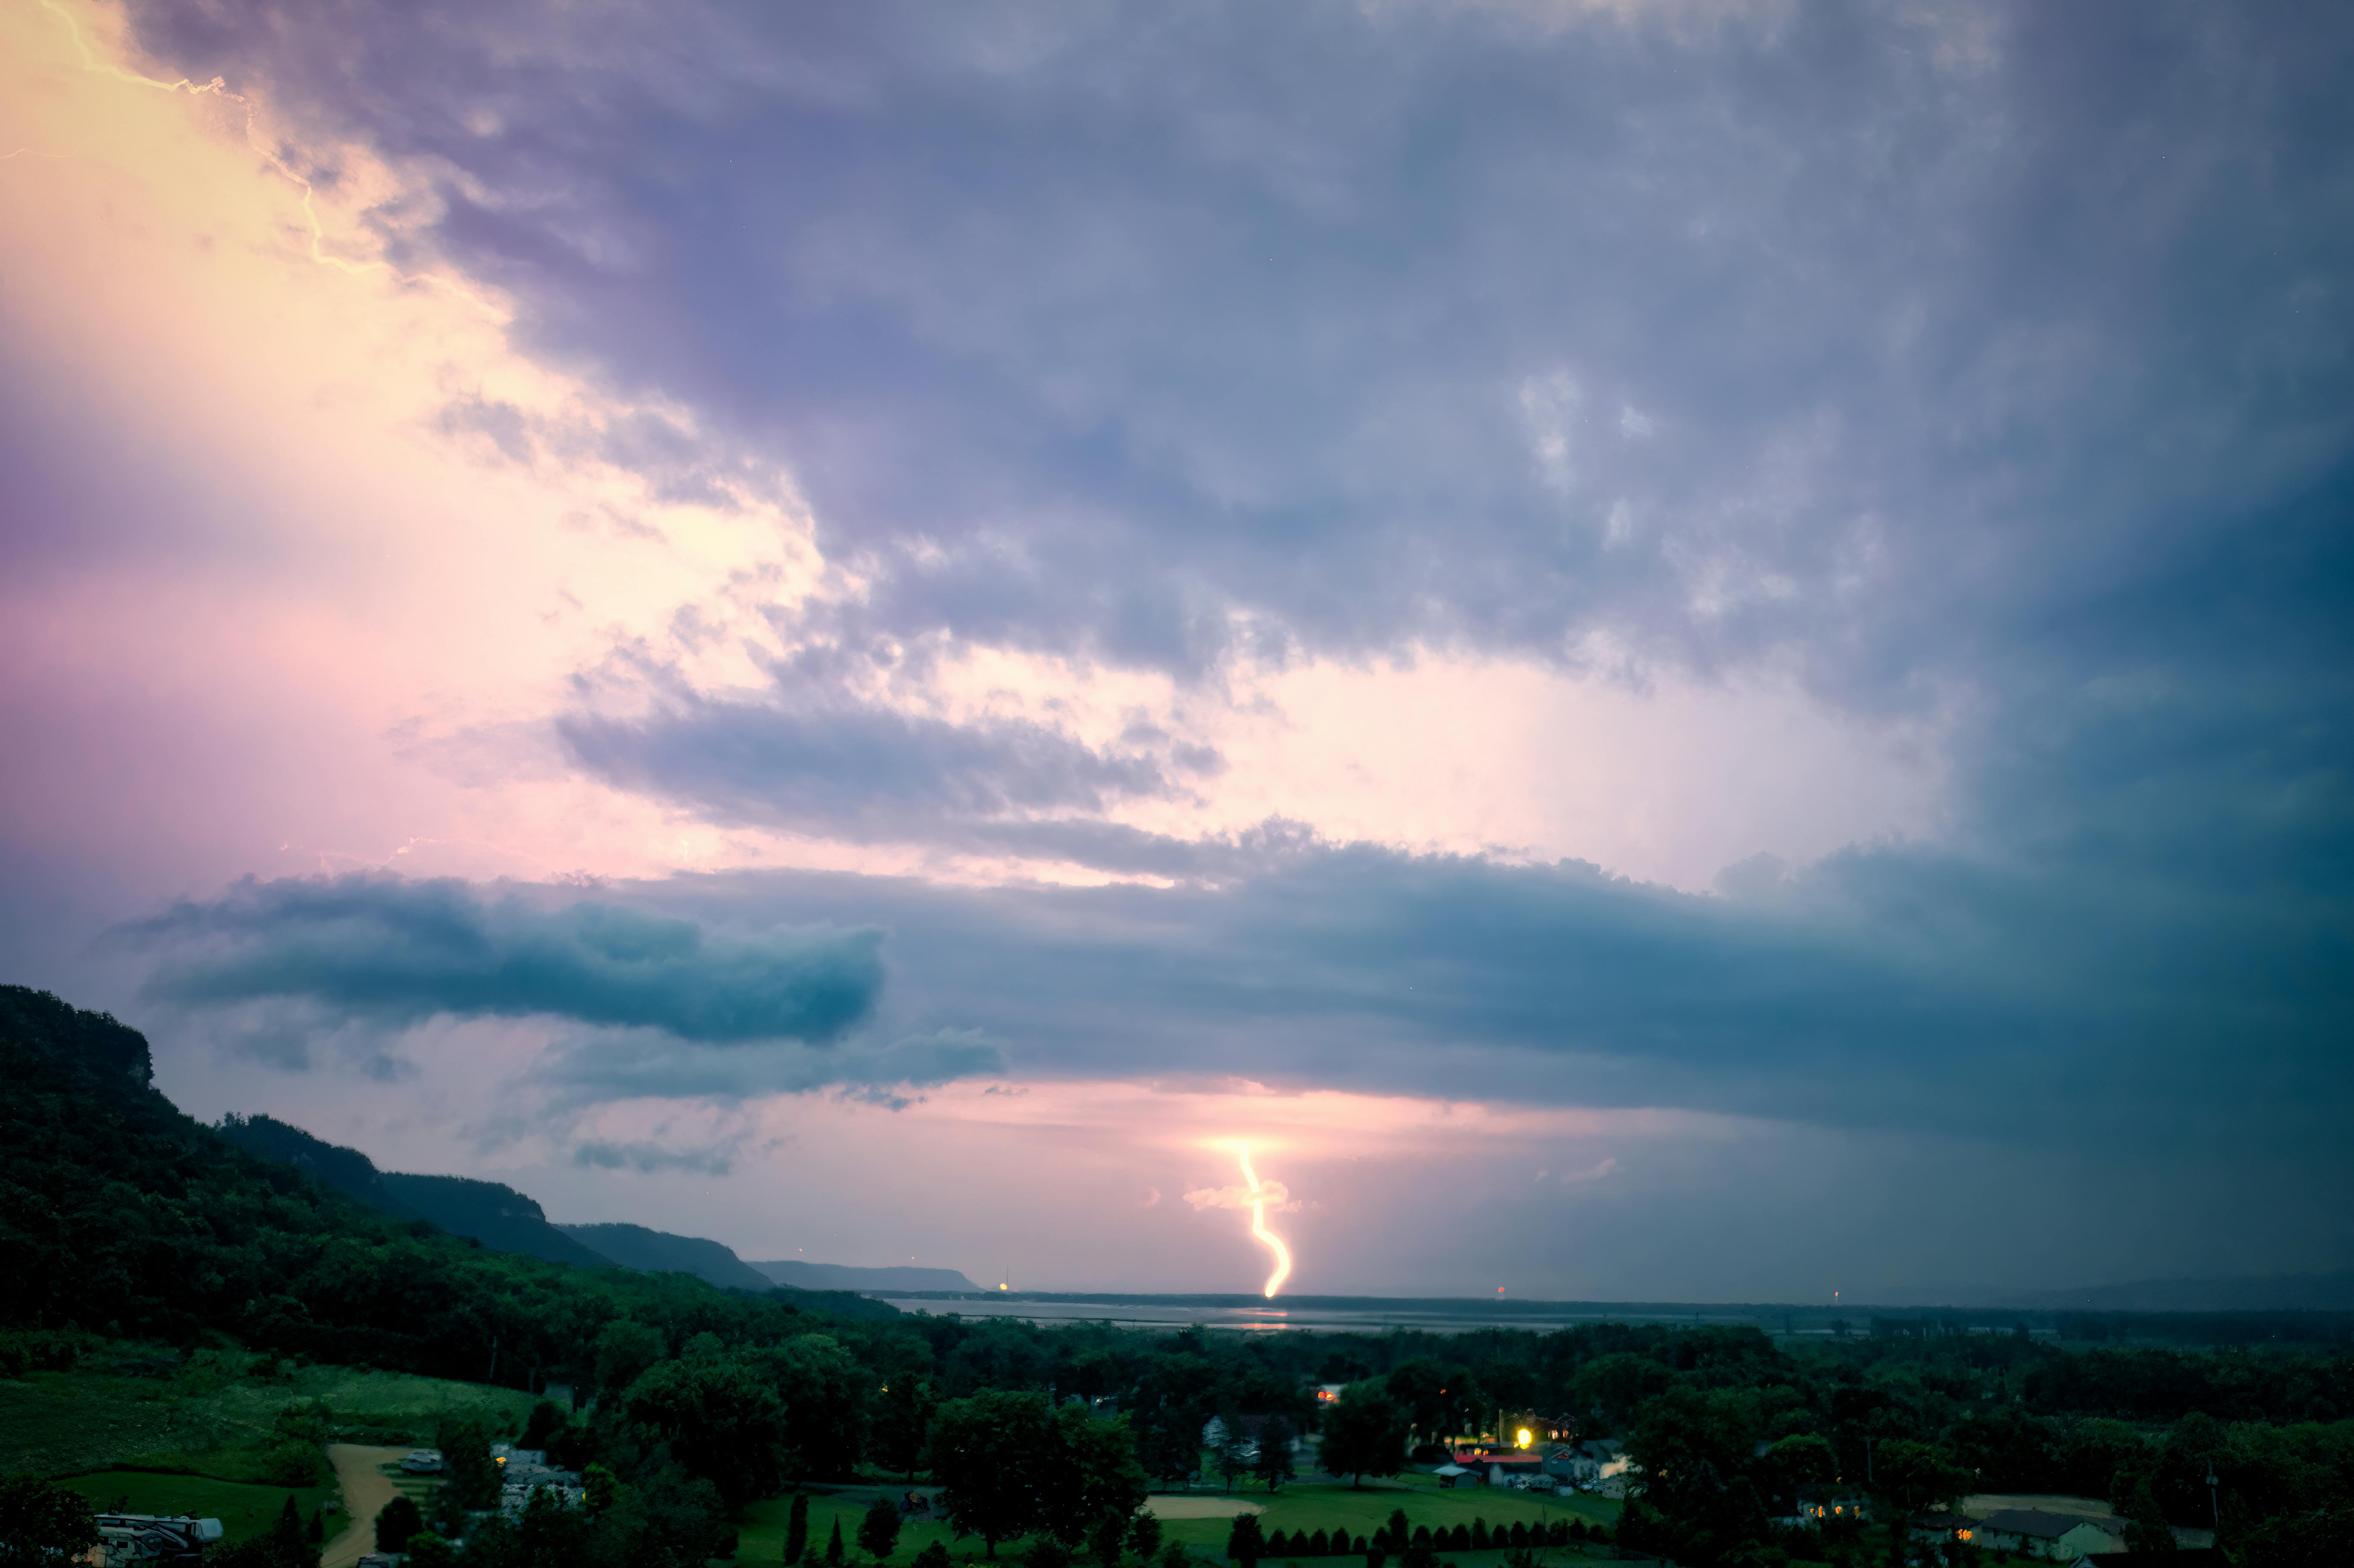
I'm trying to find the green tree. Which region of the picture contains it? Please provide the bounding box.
[272,1494,303,1548]
[878,1375,939,1482]
[2235,1509,2354,1568]
[1227,1515,1265,1568]
[859,1496,904,1562]
[915,1543,954,1568]
[786,1492,811,1564]
[584,1462,621,1517]
[405,1533,458,1568]
[377,1494,423,1553]
[760,1333,874,1480]
[1129,1512,1164,1562]
[595,1318,666,1399]
[1091,1512,1129,1568]
[932,1388,1056,1557]
[2117,1472,2178,1555]
[1319,1384,1409,1487]
[438,1415,504,1510]
[1213,1419,1249,1494]
[1037,1402,1149,1547]
[1866,1441,1971,1568]
[1569,1354,1675,1436]
[0,1477,100,1568]
[827,1516,846,1566]
[1759,1432,1837,1513]
[1131,1355,1220,1486]
[1254,1419,1297,1493]
[1384,1360,1471,1446]
[520,1398,568,1450]
[626,1353,791,1506]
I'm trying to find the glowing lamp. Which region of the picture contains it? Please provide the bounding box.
[1516,1429,1532,1449]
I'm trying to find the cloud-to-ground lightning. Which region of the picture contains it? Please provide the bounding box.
[1236,1145,1293,1298]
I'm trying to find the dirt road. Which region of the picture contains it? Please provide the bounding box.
[322,1444,416,1568]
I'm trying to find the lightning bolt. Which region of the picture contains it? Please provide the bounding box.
[32,0,495,309]
[1236,1145,1293,1299]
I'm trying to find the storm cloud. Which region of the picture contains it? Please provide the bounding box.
[8,0,2352,1287]
[113,0,2354,702]
[557,692,1205,843]
[122,874,884,1045]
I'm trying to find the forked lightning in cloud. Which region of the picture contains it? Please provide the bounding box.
[34,0,494,310]
[1237,1145,1292,1298]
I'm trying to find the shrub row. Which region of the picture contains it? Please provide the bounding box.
[1264,1518,1597,1558]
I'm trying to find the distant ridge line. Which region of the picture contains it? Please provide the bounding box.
[881,1287,2354,1315]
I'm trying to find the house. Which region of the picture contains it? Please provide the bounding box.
[1980,1510,2125,1560]
[492,1443,586,1517]
[1451,1443,1544,1484]
[2069,1553,2220,1568]
[1546,1438,1626,1484]
[1314,1384,1346,1406]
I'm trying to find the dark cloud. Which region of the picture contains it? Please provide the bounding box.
[536,1026,1003,1106]
[612,837,2353,1170]
[115,0,2354,701]
[557,676,1292,872]
[571,1139,739,1176]
[120,874,884,1045]
[557,691,1202,839]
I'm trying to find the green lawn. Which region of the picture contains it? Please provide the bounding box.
[733,1480,1620,1568]
[55,1470,348,1548]
[0,1350,540,1480]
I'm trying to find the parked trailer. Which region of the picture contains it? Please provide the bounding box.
[90,1515,224,1566]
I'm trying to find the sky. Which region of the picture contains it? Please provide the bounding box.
[2,0,2350,1302]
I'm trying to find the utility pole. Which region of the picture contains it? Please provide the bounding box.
[2208,1469,2220,1532]
[1864,1436,1874,1486]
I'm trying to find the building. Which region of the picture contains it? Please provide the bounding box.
[1450,1443,1544,1487]
[492,1444,586,1517]
[1979,1510,2126,1560]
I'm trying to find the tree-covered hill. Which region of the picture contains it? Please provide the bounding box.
[216,1113,619,1271]
[556,1223,776,1292]
[0,985,887,1387]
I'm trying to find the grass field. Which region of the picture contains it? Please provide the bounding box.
[54,1470,349,1548]
[0,1347,541,1481]
[732,1478,1620,1568]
